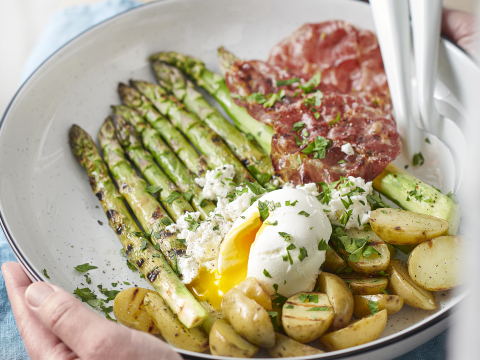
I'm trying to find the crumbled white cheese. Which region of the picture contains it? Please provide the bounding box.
[341,143,355,156]
[202,165,236,200]
[326,176,373,230]
[169,170,254,284]
[194,177,206,188]
[296,183,320,197]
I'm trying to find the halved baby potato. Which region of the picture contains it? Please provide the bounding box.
[113,287,161,335]
[236,277,273,311]
[320,310,388,350]
[209,319,259,358]
[370,208,448,245]
[387,259,436,310]
[337,273,389,295]
[317,272,354,330]
[282,292,334,343]
[344,229,390,274]
[408,236,464,291]
[144,292,209,353]
[353,294,404,318]
[267,333,324,358]
[321,249,349,273]
[222,288,276,348]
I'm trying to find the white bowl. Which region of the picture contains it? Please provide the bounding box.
[1,0,478,359]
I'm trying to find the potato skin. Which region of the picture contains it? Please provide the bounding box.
[408,236,464,291]
[344,229,390,274]
[317,272,354,330]
[222,288,276,348]
[353,294,404,318]
[370,208,449,245]
[337,273,389,295]
[144,292,209,353]
[321,249,349,273]
[113,287,160,335]
[387,259,436,310]
[282,292,333,343]
[267,333,324,358]
[209,319,259,358]
[320,310,388,350]
[236,277,273,311]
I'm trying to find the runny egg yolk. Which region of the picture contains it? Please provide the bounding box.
[186,211,262,310]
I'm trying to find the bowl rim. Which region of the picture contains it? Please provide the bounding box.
[0,0,473,358]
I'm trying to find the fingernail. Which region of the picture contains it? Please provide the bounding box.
[26,282,54,308]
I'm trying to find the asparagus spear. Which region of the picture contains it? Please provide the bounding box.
[111,113,194,221]
[119,82,253,184]
[69,124,207,328]
[112,106,215,219]
[112,103,208,178]
[98,117,186,272]
[149,61,274,184]
[149,51,275,153]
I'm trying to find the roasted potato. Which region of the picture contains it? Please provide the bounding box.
[353,294,404,318]
[344,229,390,274]
[370,208,448,245]
[267,333,324,358]
[236,277,273,311]
[320,309,387,350]
[317,272,354,330]
[222,288,275,348]
[144,292,209,352]
[337,273,389,295]
[387,259,436,310]
[209,319,259,358]
[113,287,160,335]
[408,236,464,291]
[321,249,349,273]
[282,292,334,343]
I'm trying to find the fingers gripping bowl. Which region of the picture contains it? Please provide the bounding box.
[1,0,477,359]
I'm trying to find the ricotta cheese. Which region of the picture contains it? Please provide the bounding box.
[341,143,355,156]
[201,165,236,200]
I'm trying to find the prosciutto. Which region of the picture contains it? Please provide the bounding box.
[225,20,401,185]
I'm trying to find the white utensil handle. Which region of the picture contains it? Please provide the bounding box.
[370,0,420,157]
[410,0,443,133]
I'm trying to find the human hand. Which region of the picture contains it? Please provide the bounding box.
[2,262,182,360]
[442,8,479,58]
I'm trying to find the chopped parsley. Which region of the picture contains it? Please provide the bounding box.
[301,136,331,159]
[244,180,267,195]
[162,191,182,204]
[362,246,381,258]
[42,269,50,279]
[74,263,98,273]
[123,281,130,285]
[161,217,173,226]
[182,190,195,202]
[378,271,390,277]
[285,199,298,206]
[284,304,294,309]
[177,238,186,244]
[329,111,341,126]
[307,307,329,311]
[318,239,331,251]
[145,184,162,194]
[140,239,148,251]
[299,72,321,94]
[368,300,379,315]
[299,294,318,303]
[366,193,390,210]
[265,220,278,226]
[413,152,425,166]
[276,77,300,86]
[381,288,388,295]
[298,210,310,217]
[425,137,431,144]
[263,269,272,278]
[298,247,308,261]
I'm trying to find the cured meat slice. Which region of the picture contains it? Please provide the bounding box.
[268,21,389,95]
[270,92,401,185]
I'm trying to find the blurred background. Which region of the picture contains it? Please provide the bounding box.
[0,0,476,118]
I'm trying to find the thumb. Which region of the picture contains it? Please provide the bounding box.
[25,282,181,360]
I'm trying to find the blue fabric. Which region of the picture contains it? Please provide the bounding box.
[1,0,447,358]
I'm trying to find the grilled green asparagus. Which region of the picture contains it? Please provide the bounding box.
[98,117,187,272]
[69,124,207,328]
[119,82,253,184]
[112,114,194,221]
[149,61,274,184]
[111,106,215,219]
[149,51,275,153]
